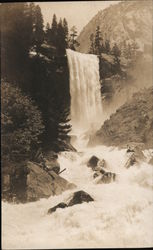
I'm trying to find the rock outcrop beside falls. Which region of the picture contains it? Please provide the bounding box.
[2,157,76,203]
[90,87,153,149]
[26,161,76,202]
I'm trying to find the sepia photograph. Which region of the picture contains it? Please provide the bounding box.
[1,0,153,248]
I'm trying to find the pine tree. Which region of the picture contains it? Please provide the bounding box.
[33,5,44,54]
[89,33,95,54]
[94,25,102,55]
[111,43,121,57]
[111,43,121,74]
[1,3,34,82]
[63,18,69,49]
[69,26,79,50]
[56,18,66,56]
[50,14,58,46]
[45,22,51,43]
[104,39,111,54]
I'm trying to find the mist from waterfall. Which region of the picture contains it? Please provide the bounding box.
[66,49,102,139]
[2,50,153,250]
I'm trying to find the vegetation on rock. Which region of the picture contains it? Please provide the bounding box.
[91,87,153,148]
[1,81,44,162]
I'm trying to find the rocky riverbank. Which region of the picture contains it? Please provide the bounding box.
[2,150,76,203]
[89,87,153,149]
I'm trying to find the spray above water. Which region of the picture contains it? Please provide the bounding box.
[66,49,103,139]
[2,50,153,250]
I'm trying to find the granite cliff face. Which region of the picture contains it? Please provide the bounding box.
[77,0,152,55]
[90,87,153,149]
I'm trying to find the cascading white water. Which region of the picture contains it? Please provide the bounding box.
[66,49,102,136]
[2,50,153,249]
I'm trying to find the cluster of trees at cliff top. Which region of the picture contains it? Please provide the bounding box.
[1,2,80,165]
[89,25,140,79]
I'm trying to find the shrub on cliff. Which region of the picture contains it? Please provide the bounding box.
[1,81,44,162]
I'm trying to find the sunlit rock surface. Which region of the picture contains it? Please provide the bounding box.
[26,161,76,202]
[77,1,152,55]
[91,87,153,149]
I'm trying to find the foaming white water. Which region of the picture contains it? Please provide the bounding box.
[2,50,153,248]
[2,146,153,249]
[66,49,103,136]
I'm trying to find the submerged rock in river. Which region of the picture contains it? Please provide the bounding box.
[48,190,94,214]
[68,190,94,206]
[48,202,68,214]
[96,171,116,184]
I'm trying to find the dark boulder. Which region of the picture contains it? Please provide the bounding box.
[68,190,94,207]
[93,172,100,179]
[48,202,67,214]
[97,172,116,184]
[48,190,94,214]
[93,168,106,179]
[87,156,100,169]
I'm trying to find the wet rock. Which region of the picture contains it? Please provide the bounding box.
[68,190,94,207]
[98,159,106,168]
[48,202,68,214]
[97,172,116,184]
[93,172,100,179]
[45,159,60,174]
[26,162,76,202]
[93,168,106,179]
[126,144,146,160]
[43,151,60,174]
[87,155,100,169]
[100,168,106,174]
[89,88,153,149]
[124,144,146,169]
[124,153,137,169]
[58,140,77,152]
[48,190,94,214]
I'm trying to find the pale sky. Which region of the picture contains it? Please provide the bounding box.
[37,1,120,34]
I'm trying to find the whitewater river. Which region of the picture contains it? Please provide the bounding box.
[2,49,153,248]
[2,145,153,249]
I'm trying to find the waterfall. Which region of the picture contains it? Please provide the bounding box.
[66,49,103,136]
[3,49,153,249]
